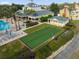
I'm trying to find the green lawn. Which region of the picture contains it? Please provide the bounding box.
[35,29,74,59]
[24,24,49,34]
[0,40,28,59]
[71,20,79,24]
[20,24,62,50]
[0,23,75,59]
[71,20,79,32]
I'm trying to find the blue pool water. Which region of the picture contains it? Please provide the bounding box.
[0,20,12,31]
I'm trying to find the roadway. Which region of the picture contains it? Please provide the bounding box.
[53,33,79,59]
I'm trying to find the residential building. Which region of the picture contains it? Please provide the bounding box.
[59,5,70,18]
[71,3,79,20]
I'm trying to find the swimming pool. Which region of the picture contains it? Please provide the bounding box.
[0,20,12,31]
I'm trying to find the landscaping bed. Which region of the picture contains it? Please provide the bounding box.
[25,21,38,27]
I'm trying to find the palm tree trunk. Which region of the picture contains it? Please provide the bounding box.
[11,17,13,24]
[17,19,21,30]
[13,15,18,31]
[14,20,18,31]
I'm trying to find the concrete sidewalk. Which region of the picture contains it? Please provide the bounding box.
[0,30,27,46]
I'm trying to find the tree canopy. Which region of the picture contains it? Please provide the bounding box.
[50,3,59,16]
[0,4,24,18]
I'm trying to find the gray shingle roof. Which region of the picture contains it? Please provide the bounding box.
[50,16,69,23]
[30,10,53,17]
[26,3,40,7]
[15,10,54,17]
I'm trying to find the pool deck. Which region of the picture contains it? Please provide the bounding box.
[0,18,28,46]
[0,30,27,46]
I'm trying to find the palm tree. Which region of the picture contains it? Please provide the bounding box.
[17,17,21,30]
[13,15,18,31]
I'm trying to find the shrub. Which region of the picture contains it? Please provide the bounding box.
[40,15,53,22]
[26,21,38,27]
[40,17,48,22]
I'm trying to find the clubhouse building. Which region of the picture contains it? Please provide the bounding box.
[15,10,54,22]
[48,16,69,27]
[15,2,69,27]
[15,2,54,22]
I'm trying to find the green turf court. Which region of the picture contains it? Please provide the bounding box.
[20,24,62,50]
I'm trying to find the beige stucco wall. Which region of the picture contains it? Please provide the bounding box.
[49,21,65,27]
[60,9,70,18]
[71,16,79,20]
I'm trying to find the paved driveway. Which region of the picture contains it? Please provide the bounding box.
[53,33,79,59]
